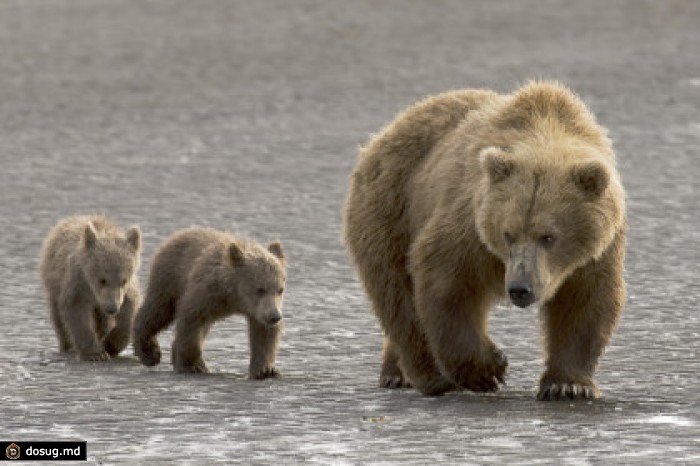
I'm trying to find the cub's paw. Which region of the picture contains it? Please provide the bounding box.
[379,373,412,389]
[379,361,411,389]
[103,337,129,358]
[537,382,600,401]
[454,345,508,393]
[134,340,162,367]
[80,350,111,362]
[251,366,280,380]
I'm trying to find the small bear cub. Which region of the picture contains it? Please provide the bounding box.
[133,227,287,378]
[39,215,142,360]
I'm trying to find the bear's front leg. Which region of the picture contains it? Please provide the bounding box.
[538,237,625,401]
[104,288,139,357]
[411,231,507,393]
[60,293,110,361]
[247,317,281,379]
[414,280,507,392]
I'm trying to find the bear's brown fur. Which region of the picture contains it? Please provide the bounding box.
[39,215,142,360]
[344,81,626,400]
[133,228,287,378]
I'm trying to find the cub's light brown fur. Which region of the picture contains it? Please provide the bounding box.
[133,228,287,378]
[344,81,626,400]
[39,215,142,361]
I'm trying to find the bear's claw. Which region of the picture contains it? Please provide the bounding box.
[537,382,600,401]
[80,350,111,362]
[176,366,210,374]
[379,374,412,389]
[252,367,280,380]
[455,345,508,393]
[176,359,209,374]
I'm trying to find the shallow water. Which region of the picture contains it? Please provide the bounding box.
[1,0,699,463]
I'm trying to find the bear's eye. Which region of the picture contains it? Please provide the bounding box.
[256,287,266,296]
[539,235,556,249]
[504,232,514,245]
[120,279,127,287]
[99,278,107,287]
[278,287,285,295]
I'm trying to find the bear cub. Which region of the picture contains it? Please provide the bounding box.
[39,215,142,360]
[133,228,287,378]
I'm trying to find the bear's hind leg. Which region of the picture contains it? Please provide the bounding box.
[379,336,411,389]
[49,296,72,352]
[247,317,281,379]
[360,263,453,395]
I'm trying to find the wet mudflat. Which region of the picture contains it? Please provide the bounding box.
[0,0,698,463]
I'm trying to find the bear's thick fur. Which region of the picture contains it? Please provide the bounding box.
[344,81,626,400]
[39,215,142,360]
[133,228,287,378]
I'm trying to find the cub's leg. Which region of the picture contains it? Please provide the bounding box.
[133,291,176,366]
[104,289,138,357]
[379,336,411,389]
[60,293,110,361]
[49,296,72,352]
[247,317,282,379]
[171,290,215,373]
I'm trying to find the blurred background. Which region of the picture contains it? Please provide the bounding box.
[1,0,698,463]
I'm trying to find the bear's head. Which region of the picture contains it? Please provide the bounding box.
[81,222,141,315]
[228,240,287,327]
[476,141,624,308]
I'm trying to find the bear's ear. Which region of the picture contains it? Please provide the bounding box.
[126,226,141,252]
[229,243,245,266]
[571,161,609,197]
[480,146,515,183]
[83,222,98,250]
[268,241,285,261]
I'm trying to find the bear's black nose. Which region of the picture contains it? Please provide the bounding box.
[508,283,534,308]
[268,315,282,325]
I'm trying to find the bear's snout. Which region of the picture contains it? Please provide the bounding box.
[104,303,120,315]
[508,282,535,308]
[267,314,282,326]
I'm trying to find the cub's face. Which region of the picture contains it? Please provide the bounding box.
[229,241,287,327]
[476,146,615,308]
[82,223,141,315]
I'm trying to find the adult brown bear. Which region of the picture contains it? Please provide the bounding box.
[344,82,626,400]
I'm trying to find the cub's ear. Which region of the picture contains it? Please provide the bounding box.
[571,161,609,197]
[268,240,285,260]
[83,222,98,250]
[229,243,245,266]
[479,146,515,183]
[126,226,141,252]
